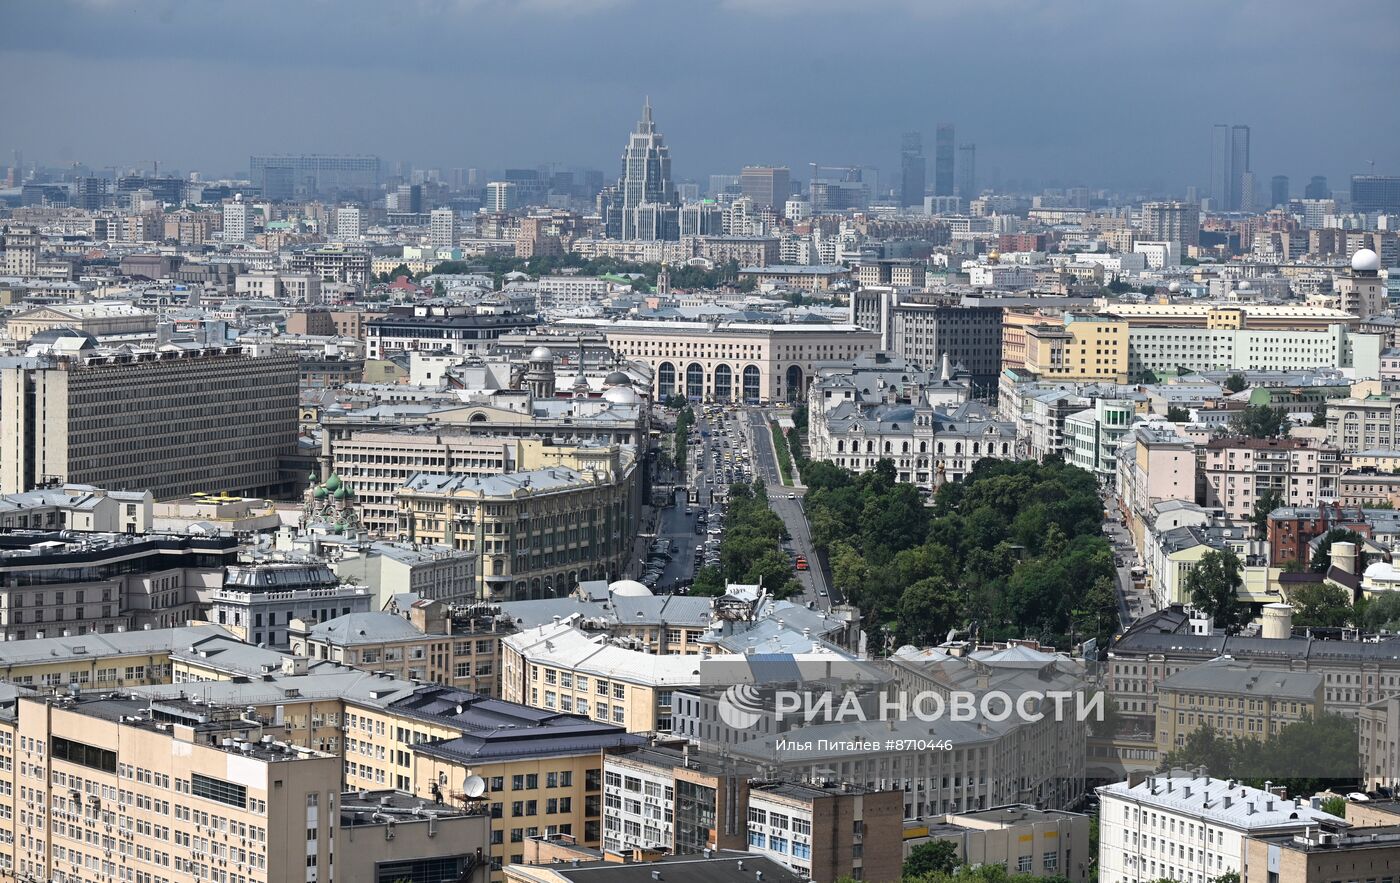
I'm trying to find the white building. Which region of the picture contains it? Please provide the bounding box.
[221,196,251,243]
[335,206,363,240]
[539,275,611,311]
[429,207,457,248]
[1133,240,1181,269]
[1096,772,1342,883]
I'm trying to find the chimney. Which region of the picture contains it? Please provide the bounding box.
[1332,541,1358,575]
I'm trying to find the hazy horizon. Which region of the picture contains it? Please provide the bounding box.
[2,0,1397,195]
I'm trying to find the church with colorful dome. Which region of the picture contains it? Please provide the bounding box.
[300,471,363,536]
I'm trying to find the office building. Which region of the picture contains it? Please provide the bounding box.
[363,308,538,359]
[334,206,362,240]
[1304,175,1330,199]
[739,166,791,212]
[1096,772,1341,883]
[1210,124,1251,211]
[587,319,880,403]
[1270,174,1289,208]
[1154,658,1323,756]
[250,153,382,200]
[222,196,251,243]
[208,561,373,648]
[395,453,641,601]
[957,143,976,198]
[1352,175,1400,214]
[486,182,519,214]
[0,531,238,640]
[430,207,458,248]
[1243,824,1400,883]
[0,346,298,500]
[618,99,677,239]
[1139,201,1200,249]
[934,124,955,196]
[921,805,1090,882]
[899,132,925,208]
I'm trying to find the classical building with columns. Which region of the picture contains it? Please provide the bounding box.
[558,318,880,402]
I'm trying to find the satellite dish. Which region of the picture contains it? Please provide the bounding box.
[463,775,486,798]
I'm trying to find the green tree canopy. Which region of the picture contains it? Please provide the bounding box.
[902,840,960,878]
[1288,582,1354,628]
[1185,550,1246,634]
[1229,405,1289,438]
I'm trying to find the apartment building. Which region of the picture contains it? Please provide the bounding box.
[1063,399,1135,479]
[1154,658,1323,755]
[396,454,640,602]
[0,485,150,532]
[1096,772,1341,883]
[1125,324,1380,378]
[1115,424,1198,553]
[0,346,298,499]
[1202,436,1341,521]
[5,302,156,343]
[847,289,1004,386]
[1327,394,1400,453]
[1265,504,1382,568]
[287,601,504,696]
[0,531,237,640]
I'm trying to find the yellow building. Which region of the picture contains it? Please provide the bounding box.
[0,623,238,692]
[1020,314,1128,382]
[1155,658,1323,756]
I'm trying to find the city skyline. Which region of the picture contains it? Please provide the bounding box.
[2,1,1397,192]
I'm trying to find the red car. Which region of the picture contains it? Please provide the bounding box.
[795,556,808,571]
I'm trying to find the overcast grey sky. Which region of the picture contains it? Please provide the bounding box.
[2,0,1397,194]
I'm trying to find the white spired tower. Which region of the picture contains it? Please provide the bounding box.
[618,97,677,239]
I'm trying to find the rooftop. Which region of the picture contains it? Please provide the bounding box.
[1097,771,1343,831]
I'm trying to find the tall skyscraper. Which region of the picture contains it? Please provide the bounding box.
[1305,176,1330,199]
[957,143,977,199]
[739,166,791,211]
[934,124,955,197]
[618,98,676,240]
[485,181,518,213]
[1210,124,1251,211]
[1270,175,1290,208]
[899,132,925,207]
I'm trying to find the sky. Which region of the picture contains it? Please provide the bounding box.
[2,0,1398,195]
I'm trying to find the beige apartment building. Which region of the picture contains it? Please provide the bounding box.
[919,805,1091,882]
[1018,314,1129,383]
[1155,659,1323,754]
[0,347,298,499]
[579,319,879,403]
[1242,824,1400,883]
[396,451,640,601]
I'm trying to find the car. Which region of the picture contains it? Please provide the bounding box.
[787,493,796,500]
[795,556,808,571]
[818,589,827,596]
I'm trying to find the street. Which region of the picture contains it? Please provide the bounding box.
[1101,490,1151,631]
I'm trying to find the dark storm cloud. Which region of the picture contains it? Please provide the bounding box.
[1,0,1396,191]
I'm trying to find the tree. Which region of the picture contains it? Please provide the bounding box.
[1185,550,1246,634]
[1362,591,1400,632]
[1074,575,1120,646]
[1166,405,1190,422]
[902,840,960,878]
[1310,407,1327,428]
[432,279,446,298]
[690,566,725,597]
[1320,795,1347,819]
[1251,488,1285,538]
[1229,405,1289,439]
[1311,528,1366,573]
[1289,582,1354,628]
[1224,372,1248,393]
[897,576,962,645]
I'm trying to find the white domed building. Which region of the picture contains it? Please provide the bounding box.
[1335,247,1387,320]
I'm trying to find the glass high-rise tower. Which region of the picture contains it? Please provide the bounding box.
[618,98,677,239]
